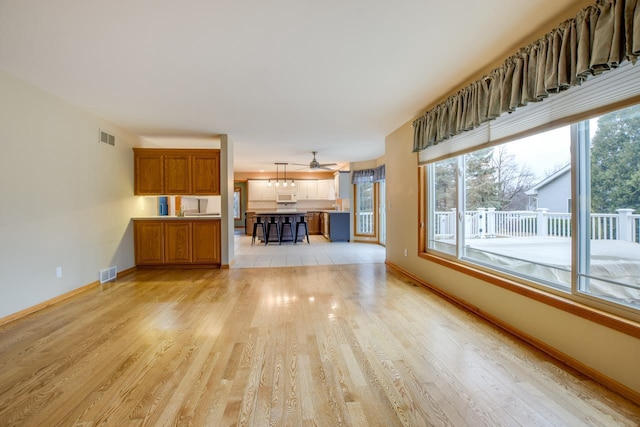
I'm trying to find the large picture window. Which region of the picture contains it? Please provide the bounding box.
[424,103,640,314]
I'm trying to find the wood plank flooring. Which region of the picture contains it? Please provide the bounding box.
[0,265,638,426]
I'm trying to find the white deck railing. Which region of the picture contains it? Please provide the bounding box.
[357,212,374,234]
[434,208,640,243]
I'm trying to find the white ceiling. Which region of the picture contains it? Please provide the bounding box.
[0,0,580,172]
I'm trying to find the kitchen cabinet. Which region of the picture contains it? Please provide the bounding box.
[135,153,164,194]
[192,220,221,264]
[307,212,321,234]
[192,152,220,194]
[133,148,220,195]
[164,221,192,264]
[288,180,334,200]
[134,218,221,267]
[321,211,350,242]
[317,179,335,200]
[296,180,318,200]
[134,221,164,264]
[334,171,350,199]
[248,180,276,201]
[164,154,192,195]
[245,212,255,235]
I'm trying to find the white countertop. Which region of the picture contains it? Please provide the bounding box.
[133,215,222,220]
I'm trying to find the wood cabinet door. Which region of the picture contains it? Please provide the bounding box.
[164,222,192,264]
[192,220,221,264]
[164,155,192,195]
[134,221,164,264]
[135,153,164,195]
[307,213,319,234]
[192,152,220,195]
[322,213,330,238]
[245,214,256,235]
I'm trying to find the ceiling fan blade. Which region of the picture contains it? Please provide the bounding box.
[290,163,309,167]
[318,163,337,167]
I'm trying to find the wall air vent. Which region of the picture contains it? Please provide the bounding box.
[99,266,117,284]
[99,129,115,146]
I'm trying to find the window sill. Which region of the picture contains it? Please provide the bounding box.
[418,251,640,339]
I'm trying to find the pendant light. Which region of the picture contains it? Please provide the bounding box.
[268,162,296,188]
[282,163,288,188]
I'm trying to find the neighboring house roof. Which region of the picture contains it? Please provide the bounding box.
[525,164,571,195]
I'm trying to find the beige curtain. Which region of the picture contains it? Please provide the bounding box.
[413,0,640,152]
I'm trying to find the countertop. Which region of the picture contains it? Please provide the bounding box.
[246,210,350,214]
[133,215,222,220]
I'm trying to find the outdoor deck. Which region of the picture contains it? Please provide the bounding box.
[433,209,640,308]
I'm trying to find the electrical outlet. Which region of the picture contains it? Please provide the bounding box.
[56,267,62,278]
[404,249,408,257]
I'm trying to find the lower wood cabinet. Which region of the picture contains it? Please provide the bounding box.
[307,212,321,235]
[134,221,164,264]
[164,222,192,264]
[134,219,221,267]
[192,221,221,264]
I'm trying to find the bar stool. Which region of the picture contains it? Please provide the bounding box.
[279,215,294,244]
[251,215,266,246]
[295,215,310,244]
[265,215,280,245]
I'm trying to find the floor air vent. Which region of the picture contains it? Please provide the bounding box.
[99,129,115,146]
[99,266,117,284]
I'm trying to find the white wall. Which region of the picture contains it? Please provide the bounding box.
[0,70,144,318]
[383,119,640,395]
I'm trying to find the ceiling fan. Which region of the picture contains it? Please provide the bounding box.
[292,151,337,171]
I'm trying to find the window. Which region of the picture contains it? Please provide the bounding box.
[355,182,375,236]
[378,179,386,245]
[578,106,640,309]
[428,157,458,256]
[424,103,640,314]
[233,187,242,220]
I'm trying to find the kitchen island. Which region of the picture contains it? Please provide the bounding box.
[320,210,350,242]
[245,210,350,243]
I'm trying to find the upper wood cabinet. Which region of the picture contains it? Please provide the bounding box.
[164,154,192,195]
[133,148,220,195]
[135,153,164,194]
[192,152,220,195]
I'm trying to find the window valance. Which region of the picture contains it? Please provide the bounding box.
[351,165,385,184]
[413,0,640,152]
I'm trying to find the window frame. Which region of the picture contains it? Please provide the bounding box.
[353,181,378,239]
[418,104,640,327]
[233,186,242,221]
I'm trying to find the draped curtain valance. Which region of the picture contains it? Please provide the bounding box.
[413,0,640,152]
[351,165,386,184]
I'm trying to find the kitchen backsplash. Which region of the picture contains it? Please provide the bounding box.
[165,196,221,215]
[247,199,339,211]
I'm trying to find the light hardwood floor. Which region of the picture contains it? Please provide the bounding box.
[0,265,638,426]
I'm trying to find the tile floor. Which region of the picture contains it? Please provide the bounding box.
[232,231,386,268]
